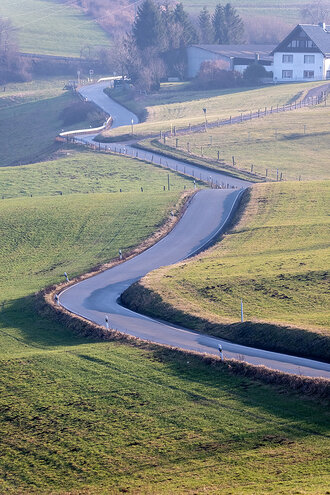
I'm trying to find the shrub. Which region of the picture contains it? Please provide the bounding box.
[194,60,242,89]
[243,63,268,84]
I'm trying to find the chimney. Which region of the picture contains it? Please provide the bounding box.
[318,22,326,30]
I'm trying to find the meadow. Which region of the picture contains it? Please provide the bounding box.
[100,81,326,141]
[0,0,109,57]
[181,0,311,24]
[0,78,103,167]
[122,181,330,358]
[164,104,330,181]
[0,138,329,492]
[0,150,196,198]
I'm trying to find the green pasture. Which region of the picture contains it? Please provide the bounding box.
[100,81,325,141]
[0,190,329,493]
[0,0,109,57]
[0,150,196,199]
[0,78,102,167]
[0,144,328,492]
[165,105,330,181]
[132,181,330,334]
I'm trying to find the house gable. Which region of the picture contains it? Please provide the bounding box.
[271,25,321,55]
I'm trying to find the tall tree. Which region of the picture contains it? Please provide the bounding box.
[212,3,244,44]
[132,0,163,51]
[173,3,199,47]
[212,4,226,43]
[223,3,244,43]
[198,7,213,44]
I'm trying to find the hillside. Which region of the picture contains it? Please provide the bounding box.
[122,181,330,360]
[0,168,329,493]
[0,0,109,57]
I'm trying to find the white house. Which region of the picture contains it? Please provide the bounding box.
[271,23,330,82]
[187,44,274,78]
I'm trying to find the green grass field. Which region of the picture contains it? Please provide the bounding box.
[164,105,330,181]
[0,142,329,492]
[123,181,330,345]
[0,150,197,199]
[100,81,325,141]
[0,78,103,167]
[0,0,109,57]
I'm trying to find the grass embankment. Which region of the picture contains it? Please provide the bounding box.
[0,150,329,492]
[99,81,325,141]
[163,105,330,181]
[0,78,103,167]
[122,181,330,362]
[0,0,109,57]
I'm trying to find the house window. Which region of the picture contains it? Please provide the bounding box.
[282,70,293,78]
[282,54,293,63]
[303,70,314,78]
[304,55,315,63]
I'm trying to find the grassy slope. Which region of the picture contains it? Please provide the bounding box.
[100,81,325,141]
[0,78,101,167]
[0,0,109,57]
[164,105,330,181]
[0,150,197,199]
[122,181,330,356]
[0,148,329,493]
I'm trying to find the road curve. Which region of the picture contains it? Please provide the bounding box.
[59,82,330,379]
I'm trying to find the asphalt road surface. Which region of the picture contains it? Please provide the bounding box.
[59,82,330,379]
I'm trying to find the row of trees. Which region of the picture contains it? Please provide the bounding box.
[114,0,244,91]
[0,18,31,86]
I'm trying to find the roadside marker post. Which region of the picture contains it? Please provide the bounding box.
[105,315,109,330]
[218,344,223,361]
[64,272,69,282]
[54,294,59,305]
[119,249,122,260]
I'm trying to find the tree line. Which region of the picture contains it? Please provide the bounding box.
[114,0,244,91]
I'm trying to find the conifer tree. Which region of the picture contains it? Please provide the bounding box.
[198,7,213,44]
[223,3,244,43]
[132,0,163,51]
[212,4,227,43]
[173,3,199,46]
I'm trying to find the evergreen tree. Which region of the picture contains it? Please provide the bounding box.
[132,0,163,51]
[212,3,244,44]
[223,3,244,43]
[212,4,227,44]
[198,7,213,44]
[173,3,199,46]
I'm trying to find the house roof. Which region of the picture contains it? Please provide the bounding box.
[271,24,330,56]
[190,44,275,61]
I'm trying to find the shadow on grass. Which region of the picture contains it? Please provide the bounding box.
[0,295,96,353]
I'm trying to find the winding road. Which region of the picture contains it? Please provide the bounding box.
[59,82,330,379]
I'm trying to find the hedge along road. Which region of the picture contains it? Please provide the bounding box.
[59,82,330,379]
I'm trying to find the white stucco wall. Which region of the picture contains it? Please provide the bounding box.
[187,46,231,78]
[273,52,328,81]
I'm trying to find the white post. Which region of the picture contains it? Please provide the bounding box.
[241,299,244,323]
[64,272,69,282]
[54,294,59,305]
[105,315,109,329]
[218,344,223,361]
[119,249,122,260]
[131,118,134,135]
